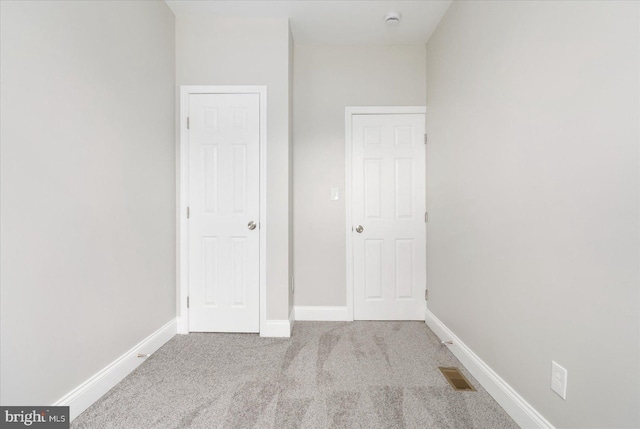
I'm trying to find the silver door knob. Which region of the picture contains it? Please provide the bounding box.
[355,225,364,233]
[248,221,257,230]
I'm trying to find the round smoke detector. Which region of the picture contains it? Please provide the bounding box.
[385,12,401,24]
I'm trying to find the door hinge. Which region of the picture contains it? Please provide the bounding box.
[425,212,428,223]
[187,117,190,129]
[424,133,428,144]
[187,207,190,219]
[187,296,189,308]
[425,290,429,301]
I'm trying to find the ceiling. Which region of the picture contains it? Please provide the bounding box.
[164,0,452,45]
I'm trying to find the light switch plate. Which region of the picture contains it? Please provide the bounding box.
[330,187,339,201]
[551,361,567,400]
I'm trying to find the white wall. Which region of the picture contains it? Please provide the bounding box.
[0,0,176,405]
[176,15,292,320]
[293,45,426,307]
[425,1,639,428]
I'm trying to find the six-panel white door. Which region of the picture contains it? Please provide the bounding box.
[352,113,426,320]
[188,93,260,332]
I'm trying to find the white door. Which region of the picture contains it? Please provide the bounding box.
[351,113,426,320]
[188,93,260,332]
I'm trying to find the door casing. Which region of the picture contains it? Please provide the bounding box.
[345,106,427,321]
[178,85,267,335]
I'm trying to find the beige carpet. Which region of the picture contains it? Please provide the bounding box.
[72,321,518,429]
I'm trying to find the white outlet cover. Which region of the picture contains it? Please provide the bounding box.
[551,361,568,400]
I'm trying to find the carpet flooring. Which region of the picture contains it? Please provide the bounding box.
[72,322,519,429]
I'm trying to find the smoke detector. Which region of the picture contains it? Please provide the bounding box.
[385,12,401,24]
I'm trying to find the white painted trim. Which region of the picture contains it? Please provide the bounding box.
[259,90,268,339]
[345,109,354,322]
[55,319,177,421]
[177,315,188,335]
[178,87,189,334]
[425,310,555,429]
[294,306,349,321]
[178,86,267,336]
[345,106,427,322]
[260,319,292,338]
[345,106,427,116]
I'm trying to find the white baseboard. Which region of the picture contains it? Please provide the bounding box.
[54,318,177,421]
[260,315,293,338]
[294,306,349,321]
[179,313,292,338]
[425,310,554,429]
[177,316,188,334]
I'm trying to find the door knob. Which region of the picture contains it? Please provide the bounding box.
[248,221,257,230]
[355,225,364,233]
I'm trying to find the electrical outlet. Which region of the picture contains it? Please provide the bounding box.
[551,361,567,400]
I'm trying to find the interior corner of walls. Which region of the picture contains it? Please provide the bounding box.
[289,308,295,334]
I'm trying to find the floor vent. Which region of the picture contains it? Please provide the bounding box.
[439,367,476,391]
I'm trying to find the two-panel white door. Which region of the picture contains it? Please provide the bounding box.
[352,113,426,320]
[188,93,260,332]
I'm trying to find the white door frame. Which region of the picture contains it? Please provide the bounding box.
[178,85,267,334]
[345,106,427,321]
